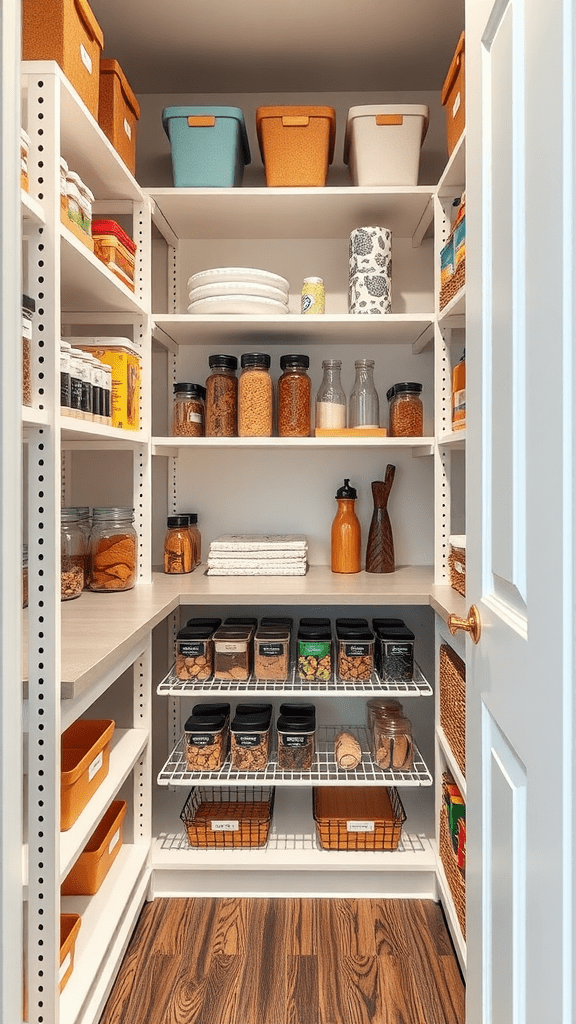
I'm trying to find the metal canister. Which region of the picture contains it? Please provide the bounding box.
[301,276,325,314]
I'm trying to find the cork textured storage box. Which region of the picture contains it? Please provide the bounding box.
[22,0,104,121]
[344,104,429,186]
[162,106,251,187]
[60,719,115,830]
[61,800,127,895]
[441,31,465,155]
[98,59,141,175]
[256,106,336,186]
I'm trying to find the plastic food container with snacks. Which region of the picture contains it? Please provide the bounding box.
[223,616,258,628]
[175,624,215,681]
[336,623,375,682]
[231,707,272,771]
[60,719,115,830]
[212,625,253,681]
[192,701,231,722]
[61,800,127,895]
[186,616,222,631]
[67,337,140,431]
[254,625,291,681]
[22,0,105,121]
[91,219,137,289]
[180,786,275,849]
[276,713,316,771]
[344,104,429,186]
[297,619,332,681]
[162,106,251,187]
[98,59,141,175]
[256,106,336,187]
[373,622,415,682]
[184,713,228,771]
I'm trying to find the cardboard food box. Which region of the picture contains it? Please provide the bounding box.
[68,336,141,430]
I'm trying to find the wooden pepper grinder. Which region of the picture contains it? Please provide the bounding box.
[365,464,396,573]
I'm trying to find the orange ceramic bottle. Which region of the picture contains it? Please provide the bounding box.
[331,479,361,573]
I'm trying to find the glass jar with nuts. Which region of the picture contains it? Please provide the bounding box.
[386,381,423,437]
[238,352,272,436]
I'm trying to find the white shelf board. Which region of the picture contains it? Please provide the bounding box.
[22,406,49,429]
[152,435,434,454]
[60,226,145,314]
[436,132,466,195]
[157,662,432,697]
[438,430,466,449]
[60,415,149,447]
[22,62,143,202]
[152,312,434,348]
[147,186,434,241]
[59,845,150,1024]
[21,189,45,228]
[59,728,149,879]
[157,726,433,788]
[437,725,467,798]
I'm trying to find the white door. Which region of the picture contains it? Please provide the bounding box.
[465,0,575,1021]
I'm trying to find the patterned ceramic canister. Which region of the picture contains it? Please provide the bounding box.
[348,226,392,314]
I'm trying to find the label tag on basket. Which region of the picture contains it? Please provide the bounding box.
[452,92,461,118]
[347,821,375,832]
[80,44,92,75]
[59,953,71,984]
[88,750,103,782]
[123,118,132,140]
[211,820,239,831]
[108,829,120,855]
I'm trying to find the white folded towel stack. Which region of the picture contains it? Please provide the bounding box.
[207,534,308,576]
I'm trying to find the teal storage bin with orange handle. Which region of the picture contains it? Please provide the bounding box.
[162,106,251,187]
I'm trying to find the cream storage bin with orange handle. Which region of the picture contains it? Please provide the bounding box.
[22,0,104,120]
[98,59,141,176]
[344,105,429,186]
[256,106,336,186]
[60,719,115,831]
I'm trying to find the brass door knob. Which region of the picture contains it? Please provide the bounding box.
[447,604,481,644]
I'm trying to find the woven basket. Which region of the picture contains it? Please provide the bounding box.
[439,798,466,939]
[180,786,274,848]
[448,543,466,596]
[439,258,465,309]
[439,644,466,778]
[313,785,405,851]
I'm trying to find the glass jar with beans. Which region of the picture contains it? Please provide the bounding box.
[238,352,273,436]
[386,382,423,436]
[277,353,311,436]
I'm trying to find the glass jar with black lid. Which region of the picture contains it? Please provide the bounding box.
[172,382,205,437]
[205,353,238,436]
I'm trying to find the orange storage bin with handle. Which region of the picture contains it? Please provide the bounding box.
[22,0,104,121]
[60,719,115,830]
[98,60,141,176]
[59,914,81,992]
[256,106,336,186]
[441,32,465,156]
[61,800,127,895]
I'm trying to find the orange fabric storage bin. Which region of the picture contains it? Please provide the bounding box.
[61,719,115,830]
[256,106,336,186]
[61,800,127,895]
[98,60,140,176]
[441,32,465,156]
[22,0,104,121]
[59,914,81,992]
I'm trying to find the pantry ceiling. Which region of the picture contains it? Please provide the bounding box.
[88,0,464,95]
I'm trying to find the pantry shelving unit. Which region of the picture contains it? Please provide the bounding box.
[15,46,469,1023]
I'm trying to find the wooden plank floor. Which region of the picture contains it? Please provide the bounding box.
[99,898,464,1024]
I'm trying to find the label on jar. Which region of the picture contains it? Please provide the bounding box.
[61,373,71,408]
[21,317,33,340]
[384,642,413,657]
[178,640,207,658]
[347,821,375,833]
[234,733,263,748]
[298,640,330,658]
[281,734,309,747]
[258,642,284,658]
[211,820,239,831]
[186,732,217,747]
[215,640,247,654]
[343,642,371,657]
[185,411,202,424]
[70,375,83,410]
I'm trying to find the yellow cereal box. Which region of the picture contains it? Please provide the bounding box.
[68,337,141,430]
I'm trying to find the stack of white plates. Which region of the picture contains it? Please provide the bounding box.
[187,267,290,314]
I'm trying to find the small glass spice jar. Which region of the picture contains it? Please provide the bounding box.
[278,353,311,437]
[22,294,35,407]
[205,354,238,437]
[88,507,137,592]
[386,382,423,437]
[238,352,273,436]
[164,515,193,573]
[172,382,205,437]
[61,508,85,601]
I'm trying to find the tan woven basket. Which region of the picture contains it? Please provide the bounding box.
[439,258,465,309]
[439,798,466,939]
[448,543,466,596]
[439,644,466,778]
[313,785,405,851]
[180,786,274,849]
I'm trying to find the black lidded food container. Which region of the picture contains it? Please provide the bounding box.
[373,622,415,682]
